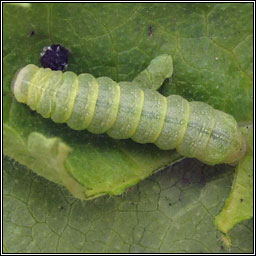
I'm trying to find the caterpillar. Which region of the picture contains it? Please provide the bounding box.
[11,54,246,166]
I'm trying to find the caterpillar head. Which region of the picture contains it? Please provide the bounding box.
[11,64,39,103]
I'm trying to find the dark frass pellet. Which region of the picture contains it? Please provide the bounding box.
[29,31,35,37]
[148,25,153,37]
[40,44,69,71]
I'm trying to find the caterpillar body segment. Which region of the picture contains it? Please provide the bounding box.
[107,84,144,139]
[37,70,63,118]
[67,73,98,130]
[12,60,246,166]
[154,95,190,150]
[87,77,120,134]
[131,89,167,144]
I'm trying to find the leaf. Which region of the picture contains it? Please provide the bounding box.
[214,126,253,234]
[3,157,253,253]
[3,3,253,196]
[3,3,182,199]
[3,3,253,252]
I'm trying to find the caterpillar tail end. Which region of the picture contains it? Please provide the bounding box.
[224,129,247,165]
[11,64,39,103]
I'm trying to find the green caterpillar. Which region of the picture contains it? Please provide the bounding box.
[12,54,246,166]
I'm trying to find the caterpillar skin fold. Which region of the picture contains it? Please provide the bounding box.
[12,55,246,166]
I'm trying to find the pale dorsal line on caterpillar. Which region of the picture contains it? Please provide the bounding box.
[12,54,246,166]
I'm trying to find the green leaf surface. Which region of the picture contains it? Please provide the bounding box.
[215,126,253,234]
[3,3,253,253]
[3,157,253,253]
